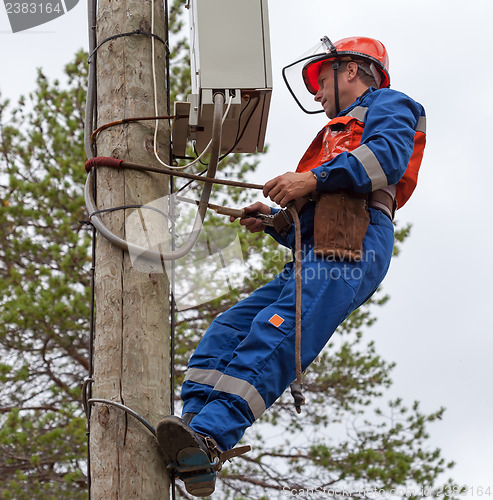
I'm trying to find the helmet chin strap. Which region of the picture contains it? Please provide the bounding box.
[332,61,341,115]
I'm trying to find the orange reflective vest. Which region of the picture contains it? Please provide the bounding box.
[296,90,426,209]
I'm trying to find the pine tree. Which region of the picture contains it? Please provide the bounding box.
[0,2,463,498]
[0,52,89,499]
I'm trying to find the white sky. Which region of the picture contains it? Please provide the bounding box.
[1,0,492,493]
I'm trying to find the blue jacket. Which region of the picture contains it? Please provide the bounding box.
[266,87,426,250]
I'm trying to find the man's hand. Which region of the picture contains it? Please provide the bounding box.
[230,201,271,234]
[263,171,317,207]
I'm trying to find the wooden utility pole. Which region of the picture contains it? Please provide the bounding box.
[89,0,170,498]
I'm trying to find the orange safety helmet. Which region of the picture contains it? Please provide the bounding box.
[302,36,391,95]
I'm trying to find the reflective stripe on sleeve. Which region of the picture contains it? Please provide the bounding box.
[417,115,426,134]
[350,144,388,190]
[346,106,368,122]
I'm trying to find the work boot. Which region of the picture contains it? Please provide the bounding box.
[156,415,221,497]
[156,416,251,497]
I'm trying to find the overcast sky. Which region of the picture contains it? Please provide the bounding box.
[1,0,492,493]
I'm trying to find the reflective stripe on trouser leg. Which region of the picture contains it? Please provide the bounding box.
[185,368,266,419]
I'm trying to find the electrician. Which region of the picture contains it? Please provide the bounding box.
[157,36,426,497]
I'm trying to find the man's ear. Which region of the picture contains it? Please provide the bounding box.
[346,61,359,81]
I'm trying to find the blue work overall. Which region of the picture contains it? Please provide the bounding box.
[181,206,394,451]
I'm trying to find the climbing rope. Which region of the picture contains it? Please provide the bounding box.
[288,205,306,414]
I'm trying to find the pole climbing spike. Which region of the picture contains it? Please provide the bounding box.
[157,416,220,497]
[156,416,250,497]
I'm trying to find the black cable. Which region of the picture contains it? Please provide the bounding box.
[164,1,176,497]
[175,96,259,194]
[192,142,210,167]
[169,185,178,500]
[86,0,98,495]
[176,167,209,195]
[189,94,260,169]
[88,399,156,436]
[219,95,260,161]
[164,0,176,418]
[88,28,168,61]
[164,0,171,121]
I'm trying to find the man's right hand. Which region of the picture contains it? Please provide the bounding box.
[230,201,271,234]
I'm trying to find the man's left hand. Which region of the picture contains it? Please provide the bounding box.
[263,171,317,208]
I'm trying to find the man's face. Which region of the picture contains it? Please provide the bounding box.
[314,63,338,118]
